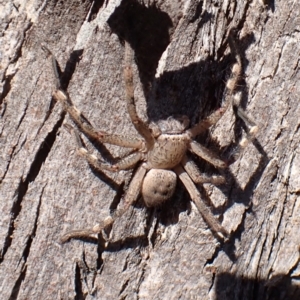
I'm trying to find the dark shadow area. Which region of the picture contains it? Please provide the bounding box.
[58,49,84,90]
[215,272,299,300]
[8,265,27,300]
[87,0,106,22]
[74,261,85,300]
[266,0,275,12]
[107,0,173,94]
[158,182,192,227]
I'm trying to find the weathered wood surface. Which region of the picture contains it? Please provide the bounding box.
[0,0,299,299]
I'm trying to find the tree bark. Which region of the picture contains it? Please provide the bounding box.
[1,0,299,299]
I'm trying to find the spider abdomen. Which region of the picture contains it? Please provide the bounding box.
[148,134,190,169]
[142,169,177,207]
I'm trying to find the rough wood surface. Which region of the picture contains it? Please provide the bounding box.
[1,0,300,299]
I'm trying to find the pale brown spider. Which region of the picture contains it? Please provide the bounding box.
[43,34,257,243]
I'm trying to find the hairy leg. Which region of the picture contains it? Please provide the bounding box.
[42,44,145,150]
[70,128,143,171]
[188,30,258,140]
[181,155,225,185]
[60,164,147,243]
[174,165,228,241]
[189,141,227,169]
[124,41,154,148]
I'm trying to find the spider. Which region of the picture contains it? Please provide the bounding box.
[42,32,257,244]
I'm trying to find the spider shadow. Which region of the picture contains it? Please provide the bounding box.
[106,0,268,250]
[214,272,299,300]
[151,39,269,250]
[124,10,265,253]
[59,1,268,261]
[107,0,174,95]
[266,0,275,12]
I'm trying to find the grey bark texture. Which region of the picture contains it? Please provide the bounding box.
[0,0,299,299]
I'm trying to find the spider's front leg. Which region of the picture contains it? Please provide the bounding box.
[60,164,147,243]
[124,41,155,148]
[42,44,145,151]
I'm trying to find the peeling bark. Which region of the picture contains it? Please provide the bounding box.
[0,0,300,299]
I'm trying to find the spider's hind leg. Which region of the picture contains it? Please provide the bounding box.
[225,31,259,158]
[174,165,229,241]
[60,164,147,243]
[227,91,259,164]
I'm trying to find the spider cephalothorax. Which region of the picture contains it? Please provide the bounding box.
[43,30,257,243]
[143,118,191,206]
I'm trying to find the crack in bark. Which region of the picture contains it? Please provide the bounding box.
[119,278,130,296]
[0,20,33,108]
[148,210,159,248]
[208,270,216,294]
[16,71,44,132]
[272,43,284,79]
[15,101,29,132]
[9,22,33,65]
[86,0,106,22]
[205,242,225,266]
[0,132,22,184]
[11,134,27,159]
[18,186,45,268]
[8,265,27,300]
[75,261,86,300]
[268,185,288,257]
[0,101,7,117]
[289,247,300,279]
[0,116,64,263]
[83,250,94,295]
[188,2,212,55]
[0,73,13,108]
[7,188,44,299]
[135,262,147,300]
[96,232,106,271]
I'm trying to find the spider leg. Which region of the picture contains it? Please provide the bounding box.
[79,147,142,171]
[233,105,259,138]
[182,155,225,185]
[188,31,258,141]
[189,141,227,169]
[42,45,145,150]
[174,165,228,241]
[41,44,61,89]
[60,164,147,243]
[124,41,154,148]
[187,57,241,138]
[70,128,143,171]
